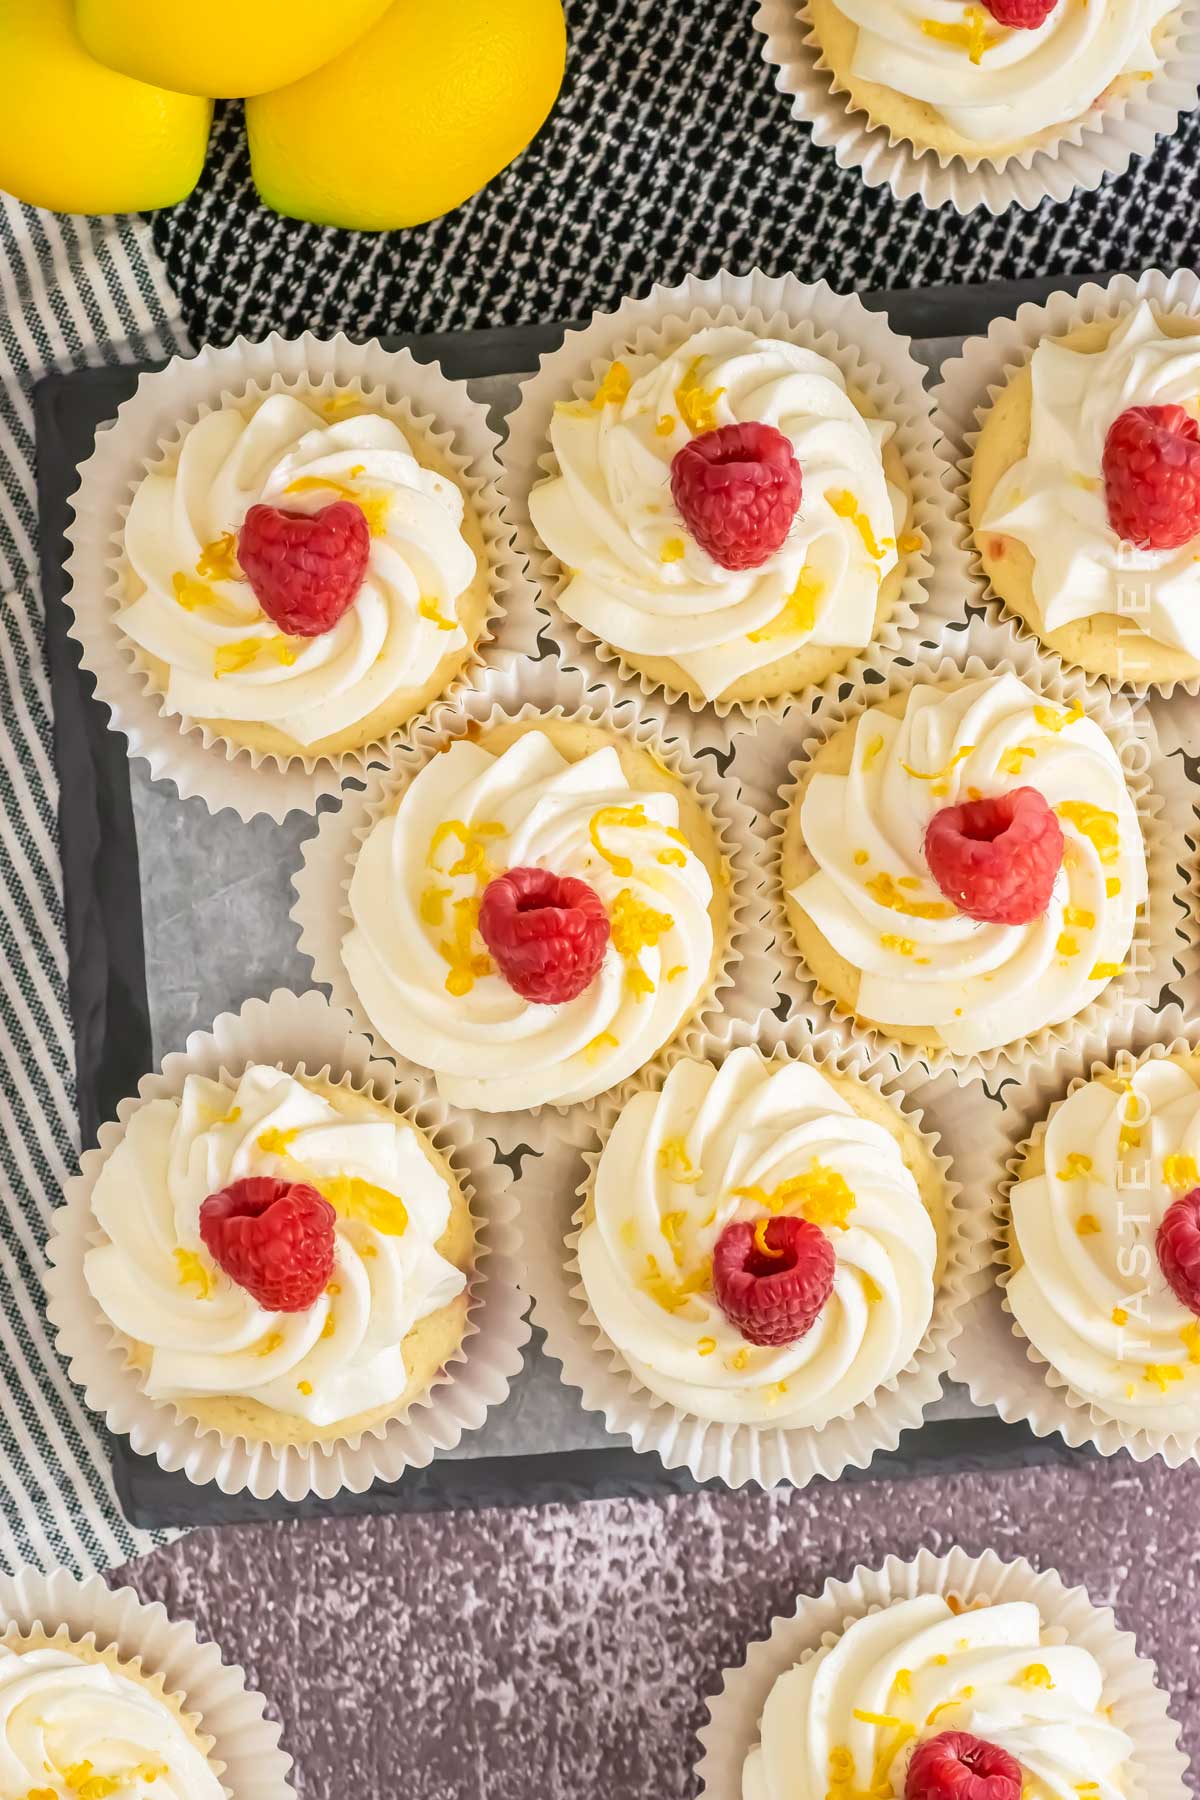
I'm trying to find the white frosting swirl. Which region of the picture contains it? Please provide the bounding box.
[0,1643,224,1800]
[527,327,904,702]
[832,0,1173,146]
[790,673,1146,1054]
[982,302,1200,659]
[1009,1056,1200,1426]
[343,730,716,1112]
[577,1049,937,1424]
[120,393,478,746]
[743,1595,1133,1800]
[83,1065,466,1427]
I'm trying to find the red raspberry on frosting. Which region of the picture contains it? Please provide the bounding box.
[199,1176,336,1312]
[906,1732,1022,1800]
[237,498,370,637]
[1102,404,1200,551]
[477,866,610,1005]
[712,1214,835,1347]
[982,0,1055,25]
[670,422,802,570]
[924,787,1063,926]
[1157,1187,1200,1316]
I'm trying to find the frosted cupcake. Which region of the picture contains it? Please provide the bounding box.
[1006,1049,1200,1438]
[0,1631,226,1798]
[971,300,1200,687]
[117,388,493,760]
[526,326,920,709]
[575,1048,950,1427]
[741,1590,1134,1800]
[80,1063,474,1446]
[342,716,731,1112]
[777,670,1148,1058]
[804,0,1177,165]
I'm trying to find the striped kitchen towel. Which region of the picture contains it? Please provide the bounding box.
[0,195,186,1574]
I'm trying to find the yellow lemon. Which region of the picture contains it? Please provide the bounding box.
[0,0,211,214]
[247,0,567,230]
[74,0,395,99]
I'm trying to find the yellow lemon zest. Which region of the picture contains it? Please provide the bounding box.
[589,803,652,876]
[881,933,916,956]
[322,393,365,420]
[419,595,458,632]
[1056,933,1079,958]
[171,571,214,611]
[420,884,451,927]
[1180,1320,1200,1364]
[318,1175,408,1236]
[862,733,885,771]
[1090,962,1123,980]
[865,869,956,920]
[826,488,885,559]
[1063,905,1096,929]
[1163,1153,1199,1190]
[666,963,686,981]
[439,894,492,997]
[853,850,869,866]
[213,637,265,677]
[283,474,389,535]
[1075,1213,1102,1236]
[901,745,974,787]
[1144,1362,1183,1390]
[256,1332,283,1358]
[297,1380,314,1396]
[1112,1307,1128,1326]
[920,6,1000,61]
[898,532,924,554]
[427,817,506,880]
[640,1251,712,1314]
[1106,877,1122,897]
[1034,698,1084,733]
[697,1336,717,1356]
[591,361,632,409]
[610,887,672,999]
[660,1210,688,1267]
[195,531,241,582]
[660,537,686,564]
[257,1126,299,1156]
[728,1345,750,1371]
[752,1217,784,1259]
[657,847,688,868]
[893,1669,913,1696]
[1056,801,1120,865]
[852,1710,903,1728]
[658,1137,701,1185]
[321,1316,336,1339]
[999,743,1037,775]
[655,414,676,437]
[173,1247,212,1299]
[733,1160,856,1230]
[675,358,726,434]
[747,563,824,643]
[584,1031,619,1064]
[861,1271,883,1305]
[1016,1663,1054,1688]
[1119,1125,1142,1152]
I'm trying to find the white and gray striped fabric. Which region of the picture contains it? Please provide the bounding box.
[0,196,186,1574]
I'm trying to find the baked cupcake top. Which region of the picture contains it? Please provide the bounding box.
[343,726,717,1111]
[527,326,907,702]
[83,1064,466,1428]
[979,303,1200,662]
[742,1593,1132,1800]
[120,392,478,746]
[820,0,1171,149]
[789,672,1146,1054]
[577,1049,938,1425]
[1008,1053,1200,1427]
[0,1640,223,1799]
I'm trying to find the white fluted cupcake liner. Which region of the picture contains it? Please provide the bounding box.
[290,656,778,1126]
[63,331,541,822]
[517,1013,993,1488]
[952,1001,1200,1466]
[763,610,1180,1083]
[44,989,528,1502]
[694,1546,1189,1799]
[499,267,963,742]
[0,1565,294,1798]
[753,0,1200,214]
[934,267,1200,695]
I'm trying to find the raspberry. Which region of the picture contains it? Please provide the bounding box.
[924,786,1063,926]
[237,499,370,637]
[1157,1188,1200,1316]
[199,1176,336,1312]
[982,0,1055,25]
[906,1733,1022,1800]
[1102,404,1200,550]
[712,1214,834,1347]
[670,422,802,571]
[477,866,610,1005]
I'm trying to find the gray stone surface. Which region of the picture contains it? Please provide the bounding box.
[108,1459,1199,1799]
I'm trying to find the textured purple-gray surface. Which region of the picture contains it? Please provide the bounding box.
[108,1459,1199,1800]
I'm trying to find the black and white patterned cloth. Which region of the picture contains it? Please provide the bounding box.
[153,0,1200,347]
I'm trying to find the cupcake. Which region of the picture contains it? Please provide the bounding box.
[802,0,1177,167]
[0,1630,226,1797]
[776,669,1148,1059]
[970,299,1200,688]
[740,1590,1135,1799]
[79,1062,474,1447]
[575,1047,950,1429]
[1005,1047,1200,1443]
[117,385,493,761]
[341,714,733,1112]
[524,325,920,710]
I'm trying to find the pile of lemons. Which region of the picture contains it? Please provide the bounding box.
[2,0,566,227]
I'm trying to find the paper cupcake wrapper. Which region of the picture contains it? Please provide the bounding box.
[934,267,1200,696]
[694,1545,1189,1800]
[753,0,1200,214]
[63,331,541,823]
[762,609,1181,1083]
[517,1013,994,1488]
[290,655,778,1129]
[43,988,528,1501]
[0,1565,294,1798]
[952,1000,1200,1467]
[499,267,963,744]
